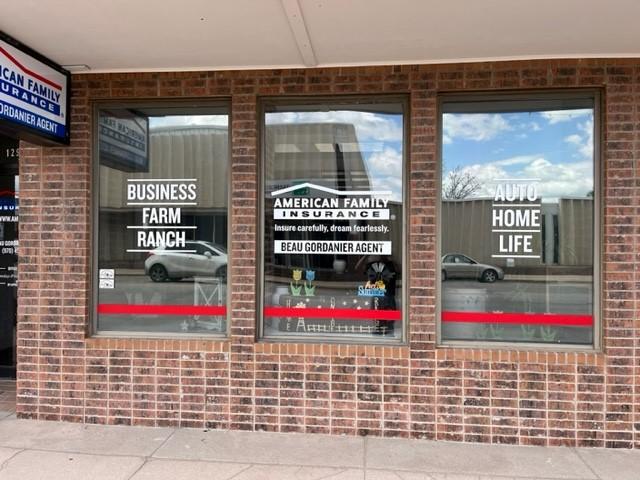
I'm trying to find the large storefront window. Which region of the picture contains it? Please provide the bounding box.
[261,97,405,342]
[439,92,598,346]
[95,104,229,335]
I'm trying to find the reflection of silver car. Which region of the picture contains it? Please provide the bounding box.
[441,253,504,283]
[145,240,227,282]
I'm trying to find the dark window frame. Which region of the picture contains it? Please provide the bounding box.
[436,89,602,351]
[257,94,410,345]
[91,99,232,338]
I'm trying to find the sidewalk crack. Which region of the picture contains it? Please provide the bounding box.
[125,428,177,480]
[0,448,24,473]
[148,428,177,458]
[316,468,349,479]
[124,457,148,480]
[363,436,367,479]
[573,448,604,480]
[226,464,253,479]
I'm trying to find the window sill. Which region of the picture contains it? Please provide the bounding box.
[86,335,230,353]
[436,343,603,366]
[255,342,409,359]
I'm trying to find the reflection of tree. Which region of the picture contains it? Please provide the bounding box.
[443,166,481,199]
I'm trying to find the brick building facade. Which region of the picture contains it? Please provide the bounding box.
[15,59,640,448]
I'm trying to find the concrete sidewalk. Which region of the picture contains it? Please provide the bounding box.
[0,411,637,480]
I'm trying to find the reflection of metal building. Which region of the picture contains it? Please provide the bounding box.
[99,126,229,267]
[556,199,593,266]
[265,123,372,190]
[442,198,593,270]
[264,123,402,276]
[100,125,228,208]
[100,122,403,272]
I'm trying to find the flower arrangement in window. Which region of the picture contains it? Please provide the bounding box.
[290,269,316,296]
[290,269,303,296]
[304,270,316,296]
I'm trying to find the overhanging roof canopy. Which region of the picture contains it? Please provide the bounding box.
[2,0,640,73]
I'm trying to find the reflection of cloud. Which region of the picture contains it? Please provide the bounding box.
[368,147,402,176]
[492,155,538,167]
[149,115,228,129]
[443,113,511,143]
[266,111,402,142]
[540,109,591,124]
[565,134,582,145]
[515,121,541,132]
[564,118,593,159]
[367,147,403,202]
[372,175,403,203]
[453,162,511,197]
[447,155,593,200]
[523,158,593,199]
[444,155,536,184]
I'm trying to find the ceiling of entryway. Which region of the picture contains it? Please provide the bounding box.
[2,0,640,73]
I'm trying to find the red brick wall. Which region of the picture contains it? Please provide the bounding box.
[15,60,640,448]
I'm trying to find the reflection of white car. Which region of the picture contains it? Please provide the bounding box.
[145,241,227,282]
[441,253,504,283]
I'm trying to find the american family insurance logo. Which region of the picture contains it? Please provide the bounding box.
[0,38,67,139]
[271,183,392,255]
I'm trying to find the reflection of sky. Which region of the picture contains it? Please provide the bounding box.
[147,112,406,201]
[149,115,228,129]
[266,111,404,202]
[442,109,594,201]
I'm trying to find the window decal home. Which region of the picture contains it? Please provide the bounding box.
[439,93,597,346]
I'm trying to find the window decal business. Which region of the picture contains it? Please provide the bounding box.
[262,99,404,340]
[96,107,229,335]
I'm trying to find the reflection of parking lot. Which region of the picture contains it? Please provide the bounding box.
[98,275,227,333]
[442,279,594,344]
[443,279,592,314]
[97,275,592,334]
[100,274,228,303]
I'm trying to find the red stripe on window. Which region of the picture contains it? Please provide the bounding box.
[441,311,593,326]
[263,307,401,321]
[98,304,226,316]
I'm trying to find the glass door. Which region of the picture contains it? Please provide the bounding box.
[0,137,18,377]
